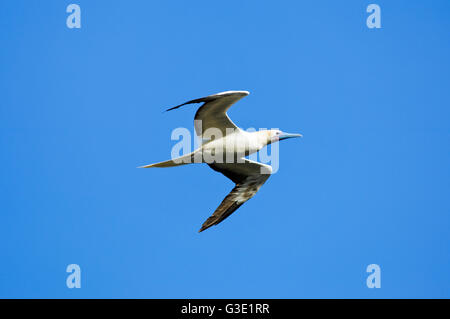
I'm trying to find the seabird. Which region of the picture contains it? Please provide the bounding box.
[140,91,302,232]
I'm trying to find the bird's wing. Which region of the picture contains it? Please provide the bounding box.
[166,91,249,138]
[199,158,272,232]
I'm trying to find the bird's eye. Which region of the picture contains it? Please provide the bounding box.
[276,132,280,135]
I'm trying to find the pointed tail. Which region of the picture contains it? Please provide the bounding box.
[138,150,200,168]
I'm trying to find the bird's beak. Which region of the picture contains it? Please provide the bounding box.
[279,132,303,140]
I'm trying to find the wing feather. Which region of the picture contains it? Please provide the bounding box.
[199,159,272,232]
[165,91,249,138]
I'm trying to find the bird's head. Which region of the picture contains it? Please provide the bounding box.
[267,129,302,144]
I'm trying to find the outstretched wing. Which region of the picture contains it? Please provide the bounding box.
[199,159,272,232]
[166,91,249,138]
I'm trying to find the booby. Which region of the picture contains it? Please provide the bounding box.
[140,91,301,232]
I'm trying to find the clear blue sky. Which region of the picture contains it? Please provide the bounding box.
[1,0,449,298]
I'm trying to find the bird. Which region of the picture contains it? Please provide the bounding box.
[140,91,302,232]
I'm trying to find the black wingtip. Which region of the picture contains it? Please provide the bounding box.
[165,104,182,112]
[198,224,213,233]
[164,96,211,113]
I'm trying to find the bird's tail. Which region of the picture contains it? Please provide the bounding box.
[138,150,200,168]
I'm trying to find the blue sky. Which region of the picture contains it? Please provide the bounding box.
[1,0,449,298]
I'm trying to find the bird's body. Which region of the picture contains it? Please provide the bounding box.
[141,91,301,232]
[201,130,269,161]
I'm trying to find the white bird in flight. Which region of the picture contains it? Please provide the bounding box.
[140,91,302,232]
